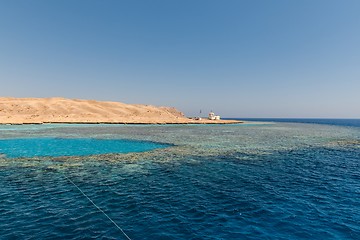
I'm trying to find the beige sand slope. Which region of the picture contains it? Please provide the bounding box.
[0,97,241,124]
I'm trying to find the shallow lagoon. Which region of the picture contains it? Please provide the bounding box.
[0,138,171,158]
[0,123,359,239]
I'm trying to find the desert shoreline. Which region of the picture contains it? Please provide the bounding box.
[0,122,242,125]
[0,97,242,125]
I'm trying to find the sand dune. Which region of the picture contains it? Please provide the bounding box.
[0,97,240,124]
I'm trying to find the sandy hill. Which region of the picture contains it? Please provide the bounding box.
[0,97,240,124]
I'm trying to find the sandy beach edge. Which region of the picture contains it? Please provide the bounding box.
[0,97,245,125]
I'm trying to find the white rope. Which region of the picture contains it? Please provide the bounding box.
[64,174,132,240]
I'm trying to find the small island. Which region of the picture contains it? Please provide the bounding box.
[0,97,241,125]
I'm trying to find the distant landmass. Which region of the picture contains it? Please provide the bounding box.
[0,97,240,125]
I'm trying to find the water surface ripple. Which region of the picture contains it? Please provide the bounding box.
[0,122,359,239]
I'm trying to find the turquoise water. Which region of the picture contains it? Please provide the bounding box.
[0,138,171,158]
[0,122,359,239]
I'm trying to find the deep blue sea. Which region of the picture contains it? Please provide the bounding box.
[0,120,359,239]
[227,118,360,128]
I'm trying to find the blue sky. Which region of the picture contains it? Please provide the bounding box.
[1,0,359,118]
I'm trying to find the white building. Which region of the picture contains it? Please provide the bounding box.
[208,111,220,120]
